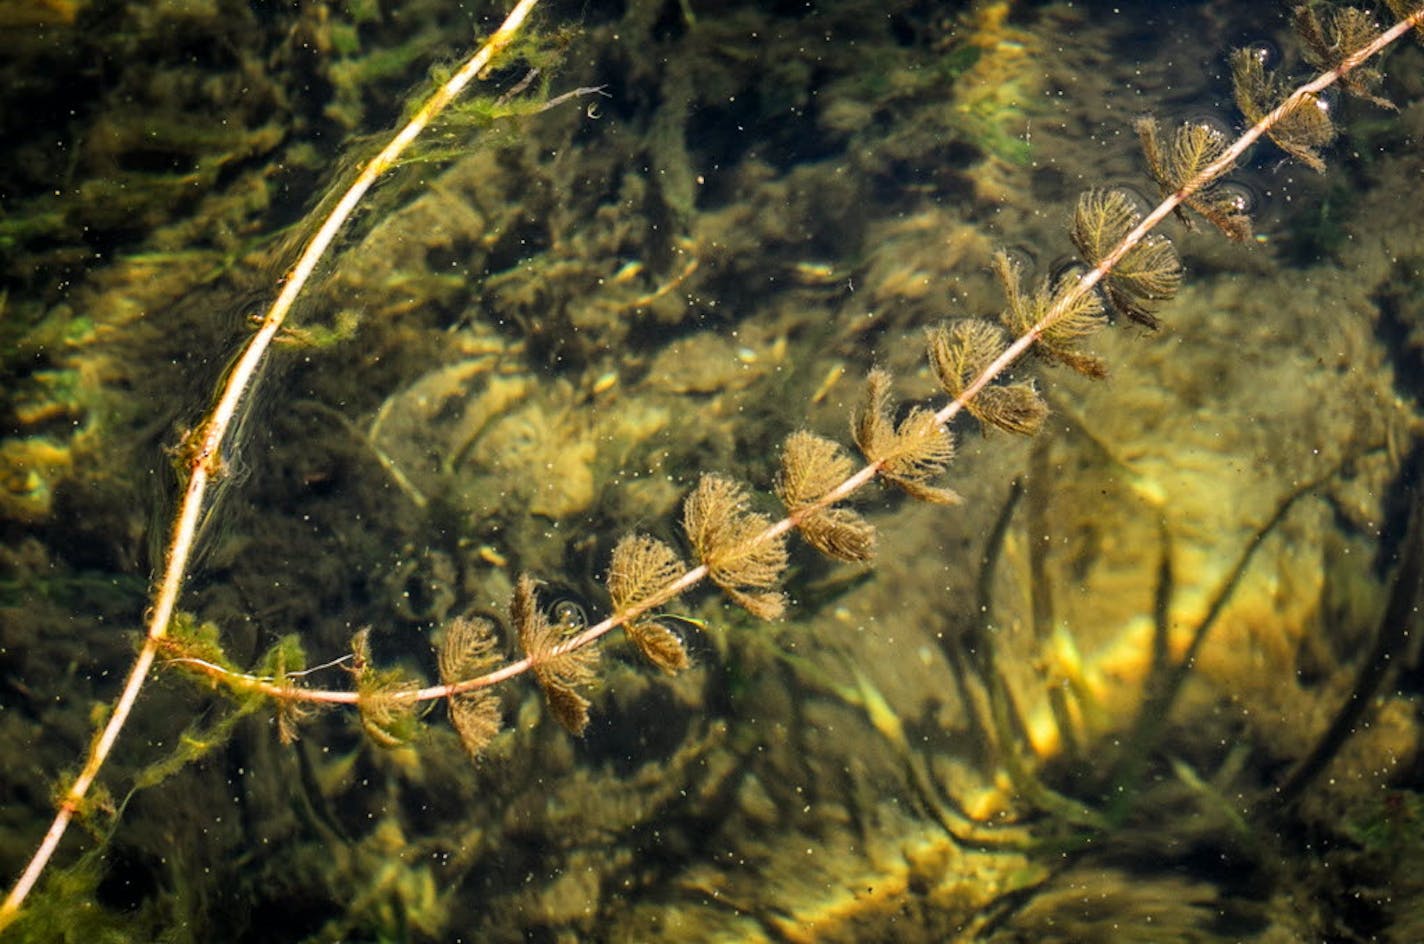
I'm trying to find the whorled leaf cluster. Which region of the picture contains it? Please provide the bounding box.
[775,431,877,563]
[926,319,1049,434]
[1231,42,1338,173]
[1134,117,1254,242]
[1294,4,1397,109]
[514,573,601,735]
[437,615,503,758]
[684,473,790,620]
[852,369,961,504]
[1231,3,1408,174]
[1071,187,1184,326]
[606,533,691,674]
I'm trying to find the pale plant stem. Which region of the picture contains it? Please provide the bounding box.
[0,0,541,927]
[158,5,1424,713]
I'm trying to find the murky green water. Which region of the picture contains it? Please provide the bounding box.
[3,0,1423,940]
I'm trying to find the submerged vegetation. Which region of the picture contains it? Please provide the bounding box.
[3,0,1424,939]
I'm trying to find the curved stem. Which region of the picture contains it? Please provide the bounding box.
[174,5,1424,713]
[0,0,541,928]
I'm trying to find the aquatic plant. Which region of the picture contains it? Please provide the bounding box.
[3,0,1423,933]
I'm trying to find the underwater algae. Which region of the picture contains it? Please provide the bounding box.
[3,0,1424,939]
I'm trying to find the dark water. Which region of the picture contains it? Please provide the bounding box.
[2,0,1423,940]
